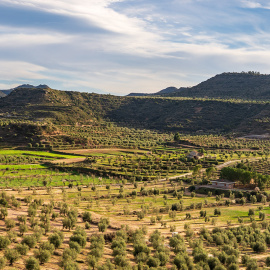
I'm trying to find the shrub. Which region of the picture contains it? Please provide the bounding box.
[137,211,145,220]
[89,234,105,259]
[114,255,130,267]
[246,259,258,270]
[22,235,37,248]
[200,210,207,217]
[147,256,160,268]
[48,232,63,249]
[174,254,187,270]
[4,249,20,265]
[0,236,10,250]
[259,212,265,221]
[5,219,15,231]
[70,227,87,248]
[169,234,186,254]
[25,256,40,270]
[51,212,59,220]
[228,263,239,270]
[7,231,17,242]
[193,248,207,263]
[62,259,79,270]
[156,250,169,266]
[87,255,97,269]
[39,241,55,255]
[62,248,78,261]
[171,203,183,211]
[98,218,110,233]
[241,255,251,265]
[252,241,267,253]
[18,215,26,224]
[16,243,29,255]
[0,207,7,220]
[19,223,28,236]
[266,256,270,267]
[82,211,91,223]
[34,249,51,264]
[150,216,156,225]
[69,241,81,253]
[186,229,194,238]
[28,206,37,217]
[0,257,6,269]
[133,242,150,257]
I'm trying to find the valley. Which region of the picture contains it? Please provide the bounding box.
[0,73,269,269]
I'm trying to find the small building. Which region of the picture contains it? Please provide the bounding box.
[211,179,236,189]
[187,151,204,160]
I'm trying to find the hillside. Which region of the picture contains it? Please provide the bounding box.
[128,72,270,100]
[0,84,50,99]
[128,86,178,97]
[0,86,269,136]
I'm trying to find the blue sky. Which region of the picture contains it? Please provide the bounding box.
[0,0,270,95]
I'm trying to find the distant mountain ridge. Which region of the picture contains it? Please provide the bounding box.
[128,72,270,100]
[127,86,178,97]
[0,84,50,97]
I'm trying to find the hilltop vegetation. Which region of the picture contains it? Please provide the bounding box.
[0,85,269,137]
[168,72,270,100]
[129,72,270,100]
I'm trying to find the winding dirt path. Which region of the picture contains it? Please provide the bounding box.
[165,157,262,181]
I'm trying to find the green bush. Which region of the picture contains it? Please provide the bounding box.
[0,236,10,249]
[147,256,160,268]
[39,241,55,255]
[62,248,78,261]
[98,218,110,233]
[82,211,91,222]
[48,232,63,249]
[25,257,40,270]
[4,249,20,265]
[19,223,28,236]
[62,259,79,270]
[266,256,270,267]
[252,241,267,253]
[22,235,37,248]
[34,249,51,264]
[16,243,29,255]
[0,257,6,269]
[5,219,15,231]
[69,241,81,253]
[87,254,97,269]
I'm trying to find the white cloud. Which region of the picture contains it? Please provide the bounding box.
[0,61,47,81]
[242,1,262,8]
[0,29,71,48]
[241,0,270,9]
[1,0,153,37]
[1,0,270,94]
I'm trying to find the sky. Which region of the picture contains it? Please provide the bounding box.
[0,0,270,95]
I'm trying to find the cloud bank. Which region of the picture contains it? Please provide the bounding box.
[0,0,270,94]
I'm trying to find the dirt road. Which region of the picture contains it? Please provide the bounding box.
[165,157,262,181]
